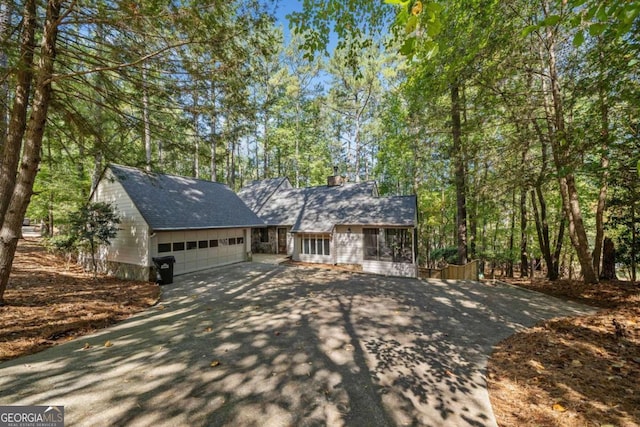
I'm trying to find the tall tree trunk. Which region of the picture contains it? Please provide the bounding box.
[210,133,217,182]
[558,174,598,283]
[0,0,62,304]
[451,82,467,264]
[632,197,637,284]
[46,140,54,236]
[142,66,151,171]
[0,0,36,223]
[354,122,361,183]
[507,189,516,277]
[592,78,610,276]
[543,15,598,284]
[294,98,300,187]
[229,132,236,188]
[0,0,12,155]
[210,81,217,182]
[599,237,616,280]
[263,112,269,178]
[192,90,199,178]
[520,188,529,277]
[552,213,566,280]
[531,185,562,280]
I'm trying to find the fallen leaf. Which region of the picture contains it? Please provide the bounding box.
[210,360,220,367]
[104,340,113,348]
[157,305,166,310]
[82,342,91,350]
[204,327,212,332]
[552,403,567,412]
[528,359,545,372]
[570,359,583,368]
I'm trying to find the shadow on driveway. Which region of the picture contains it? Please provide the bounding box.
[0,263,594,426]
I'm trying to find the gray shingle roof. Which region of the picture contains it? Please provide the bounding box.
[108,164,264,230]
[237,177,291,212]
[239,179,416,233]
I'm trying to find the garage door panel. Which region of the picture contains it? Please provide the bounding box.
[155,228,248,276]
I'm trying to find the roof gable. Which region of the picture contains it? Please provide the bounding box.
[108,164,264,230]
[237,177,291,212]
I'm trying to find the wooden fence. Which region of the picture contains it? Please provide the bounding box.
[418,260,479,281]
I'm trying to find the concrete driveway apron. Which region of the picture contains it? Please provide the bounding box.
[0,263,594,426]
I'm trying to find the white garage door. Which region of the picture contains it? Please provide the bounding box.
[155,228,248,275]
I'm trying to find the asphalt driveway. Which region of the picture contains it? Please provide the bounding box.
[0,263,594,426]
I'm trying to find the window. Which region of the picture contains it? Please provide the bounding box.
[229,237,236,245]
[219,238,228,246]
[300,234,330,256]
[210,239,218,247]
[237,236,244,244]
[173,242,185,251]
[363,228,412,263]
[198,240,208,249]
[186,241,197,250]
[364,229,378,260]
[158,243,171,253]
[387,229,412,263]
[259,228,269,243]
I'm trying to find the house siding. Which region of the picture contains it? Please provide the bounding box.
[94,172,150,269]
[334,225,363,265]
[361,260,417,278]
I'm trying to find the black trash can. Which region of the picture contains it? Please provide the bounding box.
[152,256,175,285]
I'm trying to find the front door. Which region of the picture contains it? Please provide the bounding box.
[277,228,287,254]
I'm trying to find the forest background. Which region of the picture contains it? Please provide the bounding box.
[0,0,638,300]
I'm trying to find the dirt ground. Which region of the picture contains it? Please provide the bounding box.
[0,238,160,361]
[488,277,640,427]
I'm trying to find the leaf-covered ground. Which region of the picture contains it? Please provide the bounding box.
[0,238,160,361]
[488,278,640,427]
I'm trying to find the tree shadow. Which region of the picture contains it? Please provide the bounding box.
[0,263,594,426]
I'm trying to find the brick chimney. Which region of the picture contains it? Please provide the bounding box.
[327,166,344,187]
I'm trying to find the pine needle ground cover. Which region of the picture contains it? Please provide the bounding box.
[488,278,640,427]
[0,238,160,360]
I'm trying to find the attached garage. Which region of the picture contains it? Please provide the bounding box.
[93,164,264,280]
[154,229,248,275]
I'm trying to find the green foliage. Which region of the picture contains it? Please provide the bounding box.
[43,234,77,255]
[69,202,121,273]
[7,0,637,279]
[70,202,120,248]
[431,247,458,264]
[567,0,640,47]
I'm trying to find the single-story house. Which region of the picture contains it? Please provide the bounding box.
[93,164,264,280]
[238,173,418,277]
